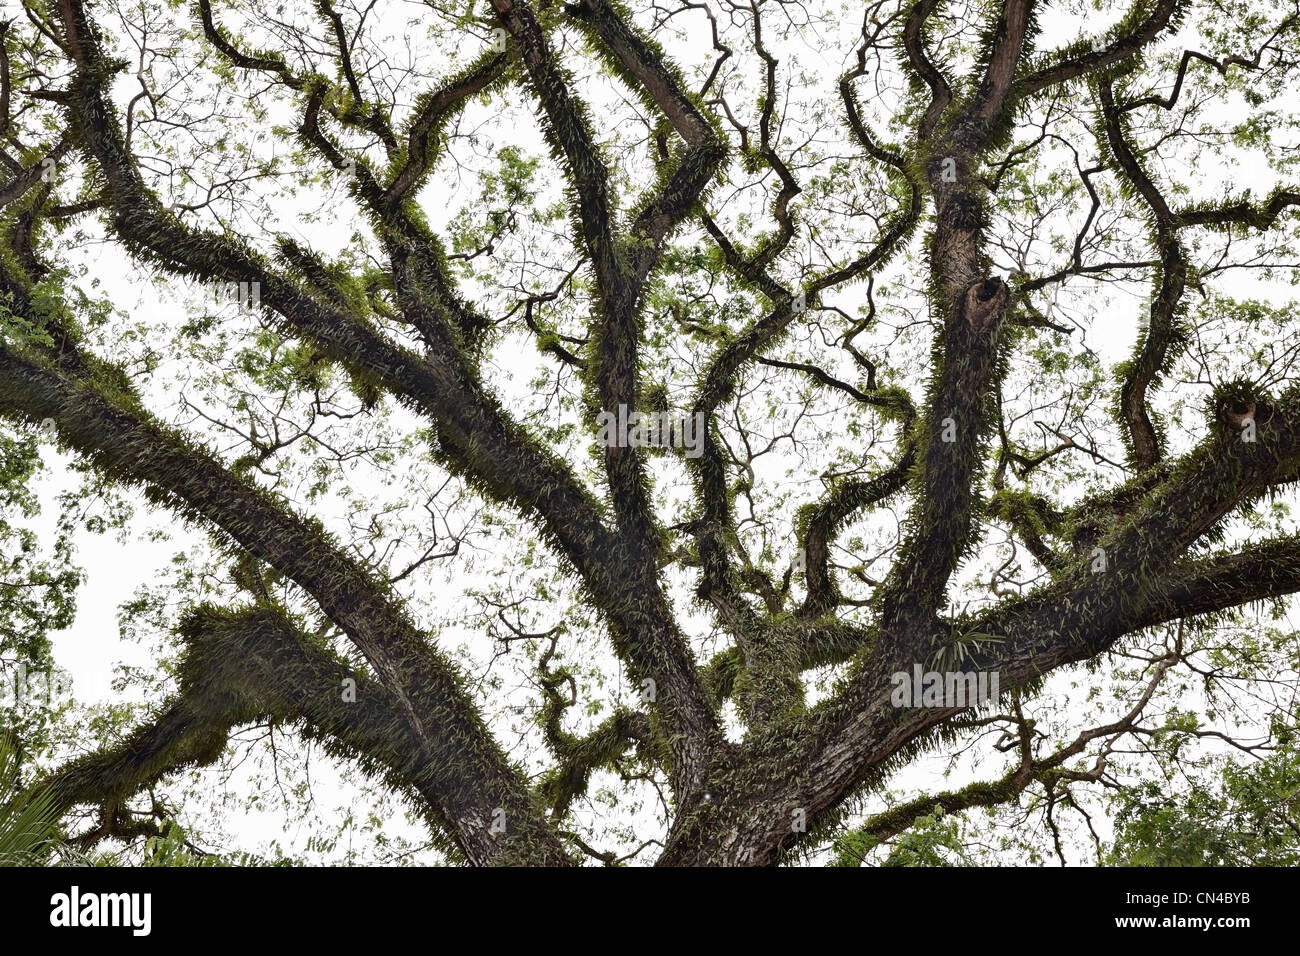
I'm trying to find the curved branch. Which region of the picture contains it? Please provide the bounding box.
[1018,0,1186,98]
[902,0,953,140]
[0,338,571,863]
[42,604,575,864]
[1098,74,1187,471]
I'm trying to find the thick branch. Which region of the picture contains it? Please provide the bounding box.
[1018,0,1186,98]
[902,0,953,140]
[875,277,1011,634]
[42,604,574,864]
[0,341,568,864]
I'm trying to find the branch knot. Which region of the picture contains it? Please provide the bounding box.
[963,276,1010,331]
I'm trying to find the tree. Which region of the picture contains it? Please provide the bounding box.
[1,0,1299,866]
[1108,745,1300,865]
